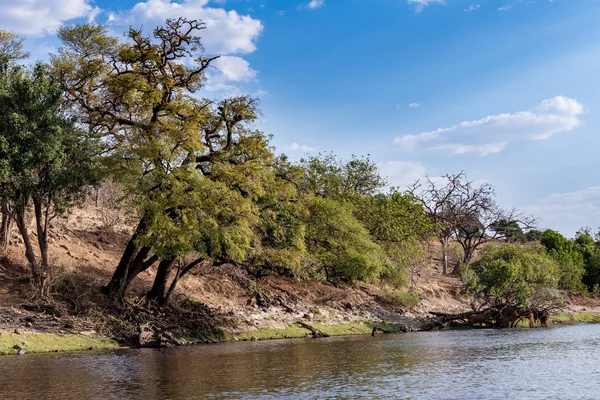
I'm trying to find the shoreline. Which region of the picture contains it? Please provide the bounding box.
[2,310,599,356]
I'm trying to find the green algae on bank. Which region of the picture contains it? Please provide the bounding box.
[0,331,118,355]
[228,320,409,342]
[552,311,600,324]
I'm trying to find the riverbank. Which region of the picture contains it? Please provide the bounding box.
[2,204,600,355]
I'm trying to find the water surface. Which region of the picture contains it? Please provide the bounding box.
[1,324,599,399]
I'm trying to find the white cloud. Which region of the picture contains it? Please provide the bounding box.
[524,186,600,236]
[408,0,445,13]
[307,0,325,9]
[394,96,584,156]
[377,161,427,189]
[212,56,256,82]
[498,5,511,11]
[113,0,264,54]
[287,143,315,152]
[464,4,481,12]
[0,0,93,35]
[408,102,420,108]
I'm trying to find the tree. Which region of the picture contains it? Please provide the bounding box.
[463,243,563,328]
[299,153,386,200]
[416,172,535,272]
[0,30,29,255]
[491,219,525,243]
[353,190,436,286]
[540,229,586,292]
[303,196,385,283]
[414,173,467,274]
[55,19,274,302]
[0,63,98,296]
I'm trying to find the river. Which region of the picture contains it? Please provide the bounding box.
[1,324,599,399]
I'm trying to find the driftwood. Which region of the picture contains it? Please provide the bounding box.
[297,321,329,338]
[138,323,182,348]
[428,304,555,330]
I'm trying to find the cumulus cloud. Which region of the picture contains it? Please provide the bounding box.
[287,143,315,152]
[408,102,420,108]
[524,186,600,236]
[0,0,93,35]
[408,0,446,13]
[212,56,257,82]
[112,0,263,54]
[377,161,427,189]
[393,96,584,156]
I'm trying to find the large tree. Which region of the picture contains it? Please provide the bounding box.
[54,19,274,301]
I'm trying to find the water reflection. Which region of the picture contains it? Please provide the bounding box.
[1,324,599,399]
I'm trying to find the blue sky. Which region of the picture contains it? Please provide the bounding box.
[2,0,600,236]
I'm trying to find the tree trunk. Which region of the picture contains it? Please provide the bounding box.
[147,258,175,305]
[33,200,49,297]
[105,218,153,299]
[14,209,39,280]
[162,258,205,306]
[463,247,474,265]
[0,200,12,256]
[441,236,448,275]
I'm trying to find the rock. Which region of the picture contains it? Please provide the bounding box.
[12,345,26,355]
[24,322,32,328]
[302,313,313,321]
[13,329,21,334]
[93,242,103,250]
[250,336,257,341]
[79,330,96,336]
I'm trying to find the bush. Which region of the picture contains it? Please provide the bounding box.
[384,288,420,311]
[466,243,563,309]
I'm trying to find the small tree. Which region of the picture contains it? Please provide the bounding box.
[0,63,98,296]
[540,229,586,292]
[464,243,563,327]
[0,30,29,255]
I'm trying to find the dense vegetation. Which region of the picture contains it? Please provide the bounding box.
[1,20,600,329]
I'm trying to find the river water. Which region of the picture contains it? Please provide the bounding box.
[1,324,599,399]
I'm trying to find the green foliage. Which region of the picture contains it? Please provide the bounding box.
[299,153,386,200]
[304,196,386,283]
[540,229,586,292]
[0,62,99,294]
[524,229,544,242]
[465,243,563,309]
[384,288,420,311]
[491,219,525,243]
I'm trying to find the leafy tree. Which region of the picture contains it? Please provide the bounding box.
[573,228,600,290]
[524,229,544,242]
[304,196,386,283]
[491,219,525,243]
[353,190,436,286]
[0,30,29,254]
[299,153,386,200]
[55,19,274,302]
[0,63,98,296]
[540,229,586,292]
[465,243,563,317]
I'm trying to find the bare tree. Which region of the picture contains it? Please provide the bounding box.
[413,172,467,275]
[415,172,536,273]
